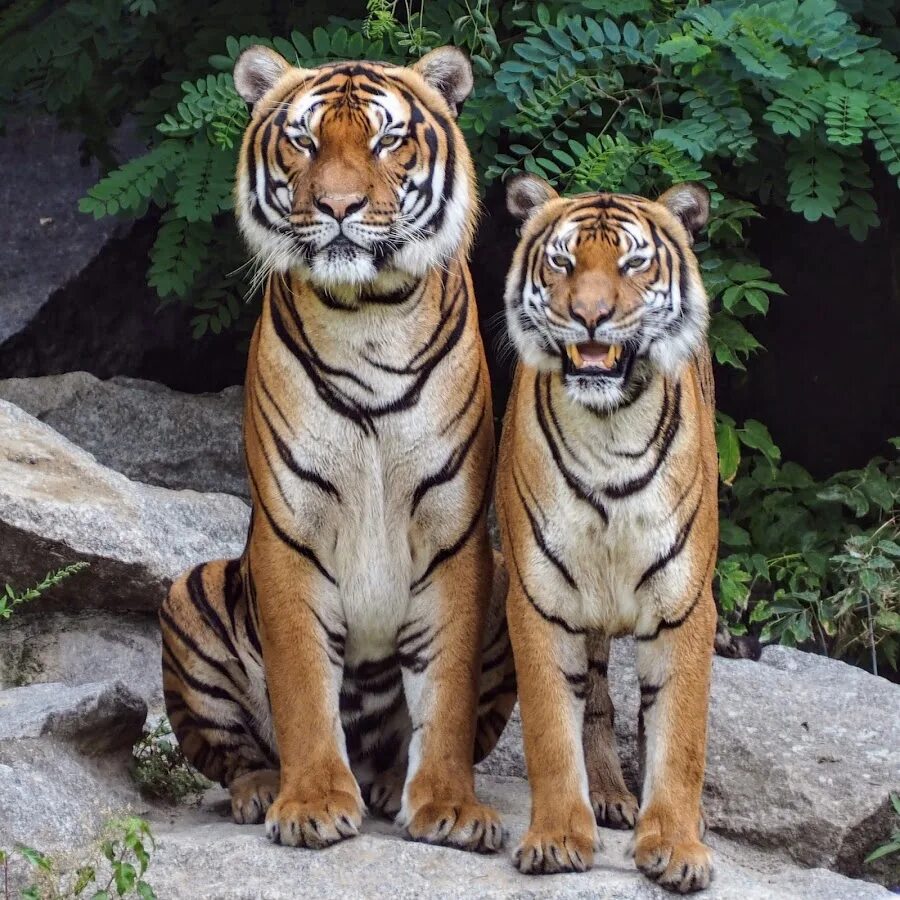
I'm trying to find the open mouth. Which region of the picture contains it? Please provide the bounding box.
[562,341,634,380]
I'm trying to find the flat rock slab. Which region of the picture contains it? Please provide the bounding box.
[0,373,246,497]
[0,681,145,752]
[0,611,162,709]
[480,642,900,884]
[0,399,249,612]
[146,776,891,900]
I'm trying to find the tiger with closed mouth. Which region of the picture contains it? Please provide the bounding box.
[496,173,718,892]
[159,45,515,853]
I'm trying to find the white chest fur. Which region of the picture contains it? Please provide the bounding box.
[251,280,484,659]
[515,372,704,636]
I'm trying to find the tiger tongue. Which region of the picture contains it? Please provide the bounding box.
[571,342,619,370]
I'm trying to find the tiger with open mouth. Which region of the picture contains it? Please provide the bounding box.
[496,173,718,892]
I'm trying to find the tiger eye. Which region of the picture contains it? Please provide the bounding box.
[549,254,573,272]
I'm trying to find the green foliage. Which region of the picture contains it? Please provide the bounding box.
[716,439,900,675]
[1,818,157,899]
[131,719,210,804]
[0,563,89,622]
[866,793,900,864]
[3,0,897,356]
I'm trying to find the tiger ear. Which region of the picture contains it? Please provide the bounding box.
[657,182,710,245]
[506,173,559,223]
[412,46,473,117]
[234,45,291,107]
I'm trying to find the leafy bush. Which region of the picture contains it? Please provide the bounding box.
[0,563,89,622]
[131,719,209,804]
[716,438,900,674]
[1,817,157,899]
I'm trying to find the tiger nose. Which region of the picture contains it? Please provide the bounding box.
[314,193,368,222]
[570,300,613,334]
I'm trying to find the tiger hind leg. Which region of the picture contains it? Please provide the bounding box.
[160,558,279,823]
[582,632,639,830]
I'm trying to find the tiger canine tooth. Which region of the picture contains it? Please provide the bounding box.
[568,344,584,368]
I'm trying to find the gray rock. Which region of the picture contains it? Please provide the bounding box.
[0,118,126,348]
[478,641,900,885]
[0,681,145,753]
[0,373,246,497]
[0,680,148,854]
[0,612,162,710]
[0,399,249,613]
[145,776,892,899]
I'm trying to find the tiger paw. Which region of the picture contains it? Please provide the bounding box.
[513,824,600,875]
[401,798,505,853]
[265,787,363,849]
[369,768,405,820]
[633,831,713,893]
[590,787,639,830]
[230,769,280,824]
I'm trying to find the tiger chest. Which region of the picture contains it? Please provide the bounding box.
[271,408,481,639]
[530,473,697,637]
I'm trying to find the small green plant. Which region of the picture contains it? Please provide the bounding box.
[0,817,157,900]
[866,792,900,865]
[0,563,89,622]
[131,719,209,804]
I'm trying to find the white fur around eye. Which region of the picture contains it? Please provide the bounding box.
[547,252,573,273]
[621,255,651,274]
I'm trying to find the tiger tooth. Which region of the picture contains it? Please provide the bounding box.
[568,344,583,368]
[603,345,616,367]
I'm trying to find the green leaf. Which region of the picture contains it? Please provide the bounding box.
[716,419,741,484]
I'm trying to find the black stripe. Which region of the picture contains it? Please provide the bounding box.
[635,488,703,591]
[506,525,586,636]
[512,469,577,589]
[411,401,485,513]
[634,543,715,642]
[604,381,682,499]
[535,374,608,523]
[248,466,337,586]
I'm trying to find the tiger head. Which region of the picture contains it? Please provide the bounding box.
[233,45,476,293]
[504,174,710,413]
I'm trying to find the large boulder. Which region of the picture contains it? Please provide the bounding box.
[0,118,125,351]
[145,776,892,900]
[479,641,900,885]
[0,681,147,852]
[0,611,162,709]
[0,372,246,497]
[0,399,249,613]
[0,117,248,392]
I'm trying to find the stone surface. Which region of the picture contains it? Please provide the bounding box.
[0,399,249,613]
[0,118,125,348]
[0,681,148,853]
[0,372,246,497]
[145,776,892,900]
[0,681,145,752]
[0,118,247,392]
[0,612,162,709]
[478,641,900,884]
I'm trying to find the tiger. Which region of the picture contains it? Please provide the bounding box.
[159,45,516,853]
[495,173,719,892]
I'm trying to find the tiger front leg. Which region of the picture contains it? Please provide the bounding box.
[397,533,505,853]
[251,534,364,849]
[633,583,716,893]
[506,565,599,874]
